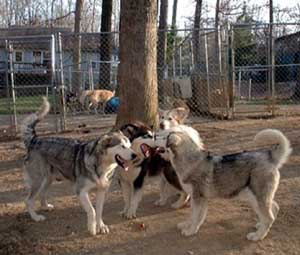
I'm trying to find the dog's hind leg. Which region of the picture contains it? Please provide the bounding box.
[24,160,49,221]
[255,201,279,230]
[25,179,47,222]
[78,190,96,235]
[119,179,131,216]
[96,190,109,234]
[39,176,54,210]
[247,201,275,241]
[181,196,208,236]
[171,192,190,209]
[155,177,173,206]
[125,187,143,219]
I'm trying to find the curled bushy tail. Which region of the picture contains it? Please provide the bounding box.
[21,97,50,148]
[254,129,292,169]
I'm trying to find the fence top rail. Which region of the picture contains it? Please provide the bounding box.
[235,63,300,70]
[0,35,54,40]
[231,22,300,28]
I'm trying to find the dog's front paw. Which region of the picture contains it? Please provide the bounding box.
[32,214,46,222]
[119,208,128,217]
[88,221,97,236]
[97,223,110,234]
[177,220,191,230]
[125,211,136,219]
[246,232,263,242]
[181,226,198,237]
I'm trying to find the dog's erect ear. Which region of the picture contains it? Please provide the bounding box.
[100,135,113,149]
[172,107,189,123]
[158,108,165,117]
[120,124,136,139]
[167,132,182,148]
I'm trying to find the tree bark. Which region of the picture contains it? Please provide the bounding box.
[188,0,208,114]
[99,0,113,89]
[157,0,168,104]
[171,0,178,76]
[115,0,158,129]
[73,0,83,95]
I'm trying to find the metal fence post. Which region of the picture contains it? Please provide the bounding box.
[204,33,211,112]
[270,25,275,116]
[57,32,66,131]
[230,25,236,118]
[89,60,94,90]
[4,40,13,129]
[179,46,182,77]
[8,43,17,133]
[50,34,59,133]
[68,66,72,91]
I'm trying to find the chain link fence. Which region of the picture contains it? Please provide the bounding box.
[0,23,300,138]
[231,23,300,117]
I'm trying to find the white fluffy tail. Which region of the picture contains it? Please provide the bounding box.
[21,97,50,148]
[254,129,292,169]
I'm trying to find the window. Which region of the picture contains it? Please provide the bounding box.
[33,51,42,64]
[15,51,23,62]
[43,51,51,66]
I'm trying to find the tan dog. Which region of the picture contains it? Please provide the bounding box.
[79,89,115,114]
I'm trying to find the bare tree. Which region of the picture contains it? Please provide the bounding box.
[157,0,168,104]
[73,0,84,95]
[189,0,207,114]
[99,0,113,89]
[115,0,158,128]
[171,0,179,78]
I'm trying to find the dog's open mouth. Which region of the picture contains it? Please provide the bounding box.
[115,154,130,171]
[140,143,151,158]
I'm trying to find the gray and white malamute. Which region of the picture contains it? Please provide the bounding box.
[155,128,291,241]
[21,97,137,235]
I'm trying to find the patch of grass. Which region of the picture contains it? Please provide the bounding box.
[0,95,57,114]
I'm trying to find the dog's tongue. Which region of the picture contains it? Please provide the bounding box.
[124,162,130,171]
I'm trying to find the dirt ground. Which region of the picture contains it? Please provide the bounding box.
[0,116,300,255]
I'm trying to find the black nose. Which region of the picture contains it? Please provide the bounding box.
[159,123,165,130]
[131,153,137,160]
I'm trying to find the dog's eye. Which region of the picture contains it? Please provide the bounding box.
[168,118,172,121]
[161,116,164,120]
[122,145,126,149]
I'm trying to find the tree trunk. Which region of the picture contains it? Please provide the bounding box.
[188,0,208,115]
[157,0,168,105]
[73,0,83,95]
[171,0,178,30]
[99,0,113,89]
[115,0,158,129]
[214,0,220,71]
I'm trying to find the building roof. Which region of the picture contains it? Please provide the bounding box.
[0,26,113,52]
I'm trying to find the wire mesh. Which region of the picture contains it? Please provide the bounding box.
[0,23,300,136]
